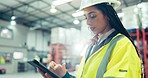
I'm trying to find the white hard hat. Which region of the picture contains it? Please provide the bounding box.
[78,0,121,11]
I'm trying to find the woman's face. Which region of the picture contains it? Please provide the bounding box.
[84,6,110,35]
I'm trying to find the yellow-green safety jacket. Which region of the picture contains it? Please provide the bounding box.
[76,33,141,78]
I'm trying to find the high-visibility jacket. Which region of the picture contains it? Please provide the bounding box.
[76,33,141,78]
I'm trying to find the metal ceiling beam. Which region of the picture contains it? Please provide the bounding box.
[40,0,75,25]
[0,0,80,29]
[126,0,139,6]
[15,1,75,20]
[26,9,74,23]
[0,0,47,28]
[40,0,80,28]
[9,0,75,25]
[143,0,148,2]
[68,2,78,10]
[15,0,76,27]
[18,5,49,18]
[41,0,73,18]
[0,2,40,19]
[0,3,39,22]
[0,2,63,28]
[0,13,11,21]
[139,0,143,2]
[0,0,37,14]
[0,3,35,27]
[139,0,148,2]
[123,0,128,7]
[14,0,54,20]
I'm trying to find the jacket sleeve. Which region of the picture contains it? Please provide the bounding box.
[62,71,76,78]
[103,38,142,78]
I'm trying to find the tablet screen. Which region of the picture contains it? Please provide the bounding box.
[28,59,60,78]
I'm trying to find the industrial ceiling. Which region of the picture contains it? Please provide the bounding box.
[0,0,147,31]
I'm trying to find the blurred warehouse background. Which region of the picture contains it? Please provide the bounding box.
[0,0,148,78]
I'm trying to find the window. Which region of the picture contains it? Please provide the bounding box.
[0,26,13,39]
[13,52,24,59]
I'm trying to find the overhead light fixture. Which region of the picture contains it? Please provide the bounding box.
[72,11,84,17]
[50,8,57,13]
[50,5,57,13]
[10,20,16,26]
[10,10,16,26]
[11,15,16,20]
[73,18,80,24]
[52,0,73,6]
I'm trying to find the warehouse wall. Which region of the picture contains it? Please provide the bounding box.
[0,20,29,47]
[0,20,51,73]
[0,19,50,52]
[0,46,27,73]
[0,19,28,73]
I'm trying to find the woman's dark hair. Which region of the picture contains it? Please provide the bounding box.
[93,3,140,56]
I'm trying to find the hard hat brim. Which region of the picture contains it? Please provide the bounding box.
[77,1,121,12]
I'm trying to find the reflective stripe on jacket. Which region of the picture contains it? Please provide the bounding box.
[76,33,141,78]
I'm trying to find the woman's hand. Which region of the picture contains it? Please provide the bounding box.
[37,61,67,78]
[37,68,53,78]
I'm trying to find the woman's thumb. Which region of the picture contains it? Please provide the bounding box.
[62,63,66,69]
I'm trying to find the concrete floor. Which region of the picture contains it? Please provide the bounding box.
[0,71,43,78]
[0,71,76,78]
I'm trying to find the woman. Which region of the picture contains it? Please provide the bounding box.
[38,0,142,78]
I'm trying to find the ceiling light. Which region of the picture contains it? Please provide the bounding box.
[73,18,80,24]
[72,11,84,17]
[11,16,16,20]
[52,0,73,6]
[50,6,57,13]
[50,8,57,13]
[10,20,16,26]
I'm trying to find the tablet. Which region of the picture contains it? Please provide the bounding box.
[27,59,60,78]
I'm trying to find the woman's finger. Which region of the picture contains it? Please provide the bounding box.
[37,68,53,78]
[53,63,67,77]
[48,61,57,72]
[49,61,56,69]
[37,68,47,78]
[62,63,66,69]
[45,73,53,78]
[54,64,62,70]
